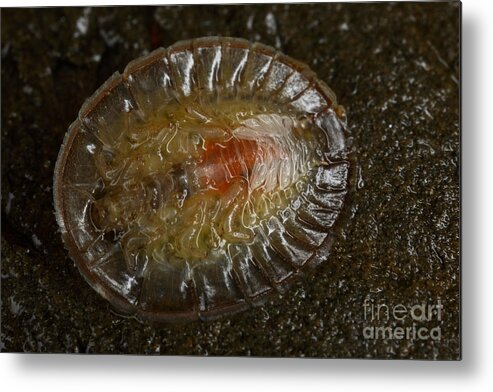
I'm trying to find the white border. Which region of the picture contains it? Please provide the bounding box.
[2,0,492,390]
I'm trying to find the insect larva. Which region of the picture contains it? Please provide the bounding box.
[54,37,350,322]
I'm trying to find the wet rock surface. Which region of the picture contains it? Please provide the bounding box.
[1,3,460,358]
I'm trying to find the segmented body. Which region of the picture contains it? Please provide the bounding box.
[54,37,350,322]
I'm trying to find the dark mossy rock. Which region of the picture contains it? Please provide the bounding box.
[1,3,460,359]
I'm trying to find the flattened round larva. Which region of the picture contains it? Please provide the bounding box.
[53,37,351,322]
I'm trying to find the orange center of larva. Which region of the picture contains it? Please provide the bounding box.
[199,138,260,193]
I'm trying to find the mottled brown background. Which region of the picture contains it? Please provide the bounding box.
[1,2,460,358]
